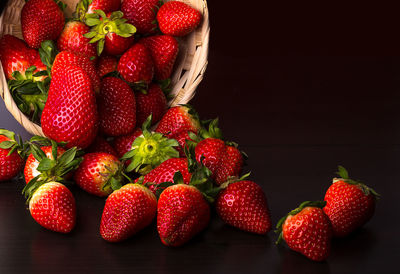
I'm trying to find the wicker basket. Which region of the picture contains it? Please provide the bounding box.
[0,0,209,136]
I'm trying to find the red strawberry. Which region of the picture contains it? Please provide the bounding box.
[27,181,76,233]
[171,129,195,157]
[216,179,271,234]
[57,21,97,60]
[276,201,332,261]
[0,35,46,80]
[118,43,154,84]
[100,183,157,242]
[121,0,161,35]
[113,128,143,158]
[157,183,210,246]
[21,0,65,49]
[98,77,137,136]
[41,65,98,149]
[86,135,117,156]
[0,130,24,181]
[141,35,179,80]
[323,166,379,237]
[74,152,124,197]
[135,83,167,127]
[76,0,120,17]
[157,1,202,37]
[24,145,66,184]
[52,50,101,93]
[135,158,191,193]
[97,55,118,77]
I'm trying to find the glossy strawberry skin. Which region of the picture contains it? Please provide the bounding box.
[0,135,24,181]
[135,158,191,193]
[87,0,121,14]
[100,183,157,242]
[29,182,76,233]
[216,180,271,234]
[141,35,179,80]
[41,65,98,149]
[24,146,66,184]
[105,33,134,56]
[113,128,143,158]
[57,21,97,60]
[97,55,118,77]
[157,1,202,37]
[98,77,137,136]
[323,180,376,237]
[118,43,154,84]
[157,184,210,246]
[283,207,332,261]
[86,135,117,156]
[121,0,161,35]
[74,152,121,197]
[21,0,65,49]
[52,50,100,93]
[0,35,46,80]
[135,83,167,127]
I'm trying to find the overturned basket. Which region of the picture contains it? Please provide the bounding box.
[0,0,209,136]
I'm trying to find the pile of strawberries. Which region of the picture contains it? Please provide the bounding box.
[0,0,379,262]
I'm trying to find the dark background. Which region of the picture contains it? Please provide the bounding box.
[1,0,399,273]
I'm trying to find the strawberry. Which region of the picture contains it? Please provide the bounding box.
[276,201,332,261]
[21,0,65,49]
[113,128,143,158]
[74,152,125,197]
[57,21,97,60]
[216,179,271,234]
[0,129,25,181]
[41,64,98,149]
[157,1,202,37]
[97,55,118,77]
[121,0,161,35]
[135,83,167,127]
[118,43,154,85]
[141,35,179,80]
[0,35,46,80]
[323,166,379,237]
[84,10,136,56]
[52,50,101,93]
[25,181,76,233]
[86,135,117,156]
[100,183,157,242]
[75,0,120,18]
[98,76,137,136]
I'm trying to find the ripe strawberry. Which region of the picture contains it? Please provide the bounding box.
[118,43,154,84]
[157,1,202,37]
[135,83,167,127]
[76,0,120,16]
[141,35,179,80]
[121,0,161,35]
[84,10,136,56]
[52,50,101,93]
[24,145,66,184]
[323,166,379,237]
[97,55,118,77]
[86,135,117,156]
[0,35,46,80]
[0,129,24,181]
[74,152,125,197]
[100,183,157,242]
[98,77,136,136]
[216,179,271,234]
[21,0,65,49]
[113,128,143,158]
[26,181,76,233]
[41,65,98,149]
[57,21,97,60]
[276,201,332,261]
[157,183,210,246]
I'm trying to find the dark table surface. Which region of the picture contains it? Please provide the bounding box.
[1,1,399,274]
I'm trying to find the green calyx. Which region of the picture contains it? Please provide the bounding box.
[83,10,136,55]
[334,165,381,199]
[22,140,83,203]
[74,0,93,22]
[0,129,28,158]
[100,162,131,193]
[121,115,179,175]
[275,200,327,245]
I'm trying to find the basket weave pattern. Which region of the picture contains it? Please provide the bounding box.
[0,0,209,136]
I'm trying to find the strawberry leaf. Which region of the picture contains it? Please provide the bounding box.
[336,165,349,179]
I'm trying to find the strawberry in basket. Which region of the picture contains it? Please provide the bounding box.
[121,0,162,35]
[75,0,121,19]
